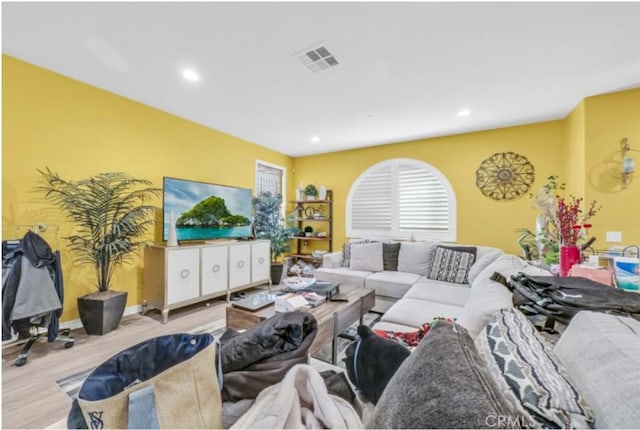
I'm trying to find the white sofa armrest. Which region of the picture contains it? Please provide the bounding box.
[322,251,343,269]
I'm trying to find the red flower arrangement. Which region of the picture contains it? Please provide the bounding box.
[556,195,600,246]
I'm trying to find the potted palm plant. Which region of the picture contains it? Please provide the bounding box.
[253,192,294,284]
[38,168,161,335]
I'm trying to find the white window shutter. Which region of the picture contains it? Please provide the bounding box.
[398,162,449,231]
[347,158,456,241]
[350,163,393,231]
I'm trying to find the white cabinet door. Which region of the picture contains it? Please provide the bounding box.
[201,246,228,296]
[166,248,200,305]
[229,243,251,288]
[251,240,271,283]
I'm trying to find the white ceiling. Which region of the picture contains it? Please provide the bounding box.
[3,2,640,157]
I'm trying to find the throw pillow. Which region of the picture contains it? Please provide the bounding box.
[367,321,522,429]
[427,245,477,284]
[477,308,594,429]
[349,242,384,272]
[341,239,372,267]
[344,325,411,405]
[397,242,436,275]
[382,242,401,271]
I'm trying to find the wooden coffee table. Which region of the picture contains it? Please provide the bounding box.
[226,283,375,364]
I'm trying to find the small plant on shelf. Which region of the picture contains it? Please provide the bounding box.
[304,184,317,199]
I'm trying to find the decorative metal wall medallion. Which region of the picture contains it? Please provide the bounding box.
[476,152,535,200]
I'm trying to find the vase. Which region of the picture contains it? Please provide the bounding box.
[559,245,580,276]
[167,210,178,246]
[318,184,327,200]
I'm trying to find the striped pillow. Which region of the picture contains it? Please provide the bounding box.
[477,308,594,429]
[426,245,476,284]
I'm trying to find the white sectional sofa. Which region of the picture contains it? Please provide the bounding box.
[316,240,550,337]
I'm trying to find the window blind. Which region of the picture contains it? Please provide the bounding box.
[256,163,282,197]
[348,158,455,241]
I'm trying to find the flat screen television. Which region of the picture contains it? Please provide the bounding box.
[163,176,253,242]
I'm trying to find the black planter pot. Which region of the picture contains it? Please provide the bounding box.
[77,290,128,335]
[271,263,284,285]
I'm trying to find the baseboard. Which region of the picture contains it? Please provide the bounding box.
[2,304,141,350]
[59,304,142,331]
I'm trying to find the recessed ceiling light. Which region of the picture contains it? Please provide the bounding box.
[311,136,320,143]
[181,68,200,82]
[457,109,471,117]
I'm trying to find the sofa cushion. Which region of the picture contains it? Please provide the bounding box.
[341,239,372,267]
[381,298,462,328]
[382,242,401,271]
[364,271,421,299]
[456,279,513,339]
[368,321,521,429]
[349,242,383,272]
[477,308,594,429]
[471,253,548,290]
[397,242,436,275]
[467,248,503,284]
[371,320,421,333]
[457,254,550,338]
[554,311,640,429]
[405,279,471,307]
[314,267,371,288]
[426,245,477,284]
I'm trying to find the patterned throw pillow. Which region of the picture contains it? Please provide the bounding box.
[477,308,594,429]
[426,245,477,284]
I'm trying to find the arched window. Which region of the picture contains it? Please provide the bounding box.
[346,158,456,241]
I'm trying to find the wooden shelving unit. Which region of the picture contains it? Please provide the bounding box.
[288,190,333,273]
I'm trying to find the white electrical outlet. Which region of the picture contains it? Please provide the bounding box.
[606,231,623,242]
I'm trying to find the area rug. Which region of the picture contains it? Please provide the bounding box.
[55,312,380,400]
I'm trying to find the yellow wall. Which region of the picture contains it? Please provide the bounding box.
[4,55,639,325]
[583,88,640,247]
[564,100,586,197]
[2,55,294,322]
[294,121,566,255]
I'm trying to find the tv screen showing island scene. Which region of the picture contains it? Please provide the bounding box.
[163,176,253,242]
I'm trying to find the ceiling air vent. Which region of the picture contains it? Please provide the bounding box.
[294,45,339,73]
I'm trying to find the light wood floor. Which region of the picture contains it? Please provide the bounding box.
[2,298,230,429]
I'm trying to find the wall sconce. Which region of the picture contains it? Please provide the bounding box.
[621,137,636,189]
